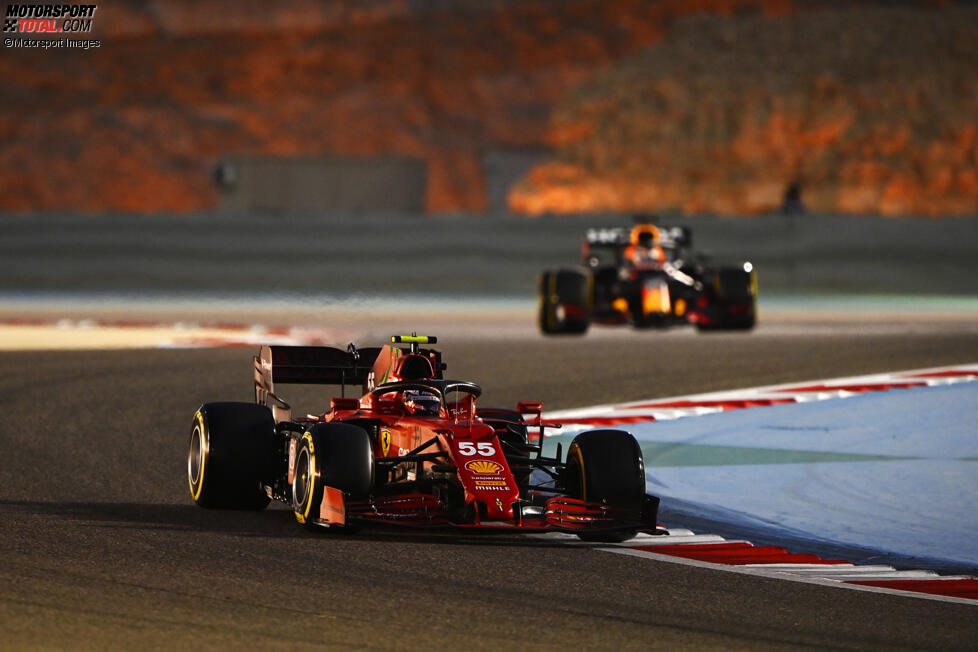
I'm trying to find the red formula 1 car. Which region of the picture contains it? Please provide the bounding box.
[188,335,660,541]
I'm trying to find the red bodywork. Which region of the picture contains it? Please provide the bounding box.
[256,340,660,535]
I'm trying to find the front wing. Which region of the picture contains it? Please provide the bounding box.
[315,489,664,537]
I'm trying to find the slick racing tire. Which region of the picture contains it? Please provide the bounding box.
[539,269,591,335]
[695,267,757,331]
[292,423,374,531]
[189,402,275,510]
[563,429,646,542]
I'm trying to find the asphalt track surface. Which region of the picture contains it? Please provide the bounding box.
[3,316,978,649]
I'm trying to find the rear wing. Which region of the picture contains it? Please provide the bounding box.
[254,345,379,418]
[253,343,443,421]
[585,227,629,246]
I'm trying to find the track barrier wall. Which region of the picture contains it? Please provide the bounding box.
[1,212,975,296]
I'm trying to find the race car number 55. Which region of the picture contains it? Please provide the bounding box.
[458,442,496,456]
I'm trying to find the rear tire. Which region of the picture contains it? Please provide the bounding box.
[292,423,374,531]
[188,402,274,510]
[563,429,646,542]
[538,269,591,335]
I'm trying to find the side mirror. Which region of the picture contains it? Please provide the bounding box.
[331,397,360,411]
[517,401,542,416]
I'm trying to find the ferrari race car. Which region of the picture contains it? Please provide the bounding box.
[539,222,757,334]
[188,335,660,541]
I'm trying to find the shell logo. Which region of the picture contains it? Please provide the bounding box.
[465,460,502,475]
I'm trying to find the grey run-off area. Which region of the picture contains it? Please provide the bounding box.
[2,212,976,297]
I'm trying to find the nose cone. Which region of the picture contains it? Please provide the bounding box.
[485,497,514,520]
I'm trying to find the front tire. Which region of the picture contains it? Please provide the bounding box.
[188,402,275,510]
[695,267,757,331]
[563,429,646,542]
[539,269,591,335]
[292,423,374,531]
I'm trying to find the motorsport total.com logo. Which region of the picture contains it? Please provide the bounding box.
[4,3,100,49]
[5,3,95,32]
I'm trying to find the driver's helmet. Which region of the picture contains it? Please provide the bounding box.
[631,224,660,249]
[401,389,441,417]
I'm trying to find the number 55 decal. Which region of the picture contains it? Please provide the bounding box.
[458,442,496,456]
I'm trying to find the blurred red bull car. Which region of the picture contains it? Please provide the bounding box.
[539,221,757,334]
